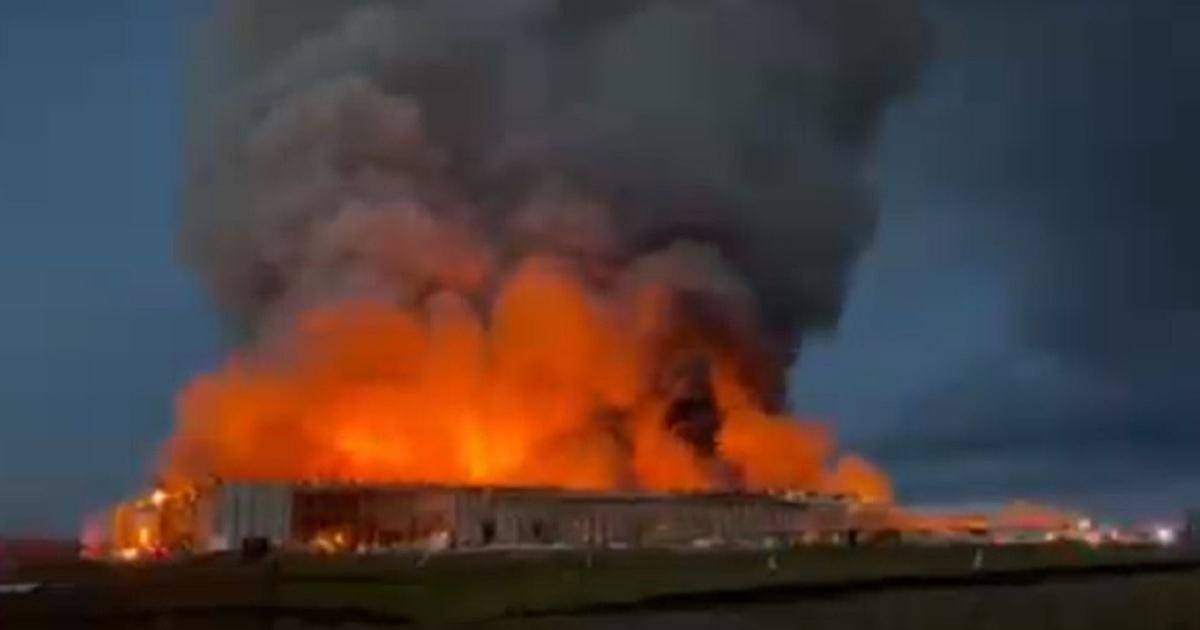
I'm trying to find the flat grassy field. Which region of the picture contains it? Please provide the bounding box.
[489,570,1200,630]
[3,544,1195,626]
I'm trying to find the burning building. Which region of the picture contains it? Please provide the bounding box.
[95,482,891,557]
[92,0,928,552]
[894,501,1099,545]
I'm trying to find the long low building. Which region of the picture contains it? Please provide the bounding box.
[93,482,888,557]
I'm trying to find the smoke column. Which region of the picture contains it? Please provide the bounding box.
[164,0,924,495]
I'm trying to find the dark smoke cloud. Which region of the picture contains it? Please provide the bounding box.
[179,0,926,401]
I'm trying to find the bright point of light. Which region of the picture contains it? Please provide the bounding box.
[1077,518,1092,531]
[150,490,168,507]
[1155,527,1176,545]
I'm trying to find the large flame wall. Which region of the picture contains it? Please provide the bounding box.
[158,0,924,501]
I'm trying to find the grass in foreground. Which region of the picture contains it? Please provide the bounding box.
[8,544,1192,625]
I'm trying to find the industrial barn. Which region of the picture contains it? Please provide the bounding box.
[94,482,882,557]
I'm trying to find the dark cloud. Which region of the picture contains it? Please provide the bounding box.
[181,0,927,419]
[935,0,1200,351]
[808,0,1200,514]
[984,0,1200,467]
[872,390,1200,517]
[869,353,1200,466]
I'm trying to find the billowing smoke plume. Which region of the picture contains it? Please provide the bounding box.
[165,0,923,494]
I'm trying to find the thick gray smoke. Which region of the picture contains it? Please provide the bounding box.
[180,0,925,409]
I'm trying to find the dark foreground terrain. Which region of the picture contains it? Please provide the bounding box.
[489,570,1200,630]
[3,545,1198,628]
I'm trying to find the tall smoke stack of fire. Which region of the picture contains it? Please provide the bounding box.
[162,0,924,497]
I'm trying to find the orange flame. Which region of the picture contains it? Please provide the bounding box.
[160,256,889,499]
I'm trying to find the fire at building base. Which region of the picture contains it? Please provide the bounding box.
[86,481,895,560]
[82,482,1184,562]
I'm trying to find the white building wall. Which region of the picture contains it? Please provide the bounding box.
[203,483,294,551]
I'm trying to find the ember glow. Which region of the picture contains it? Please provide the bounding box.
[158,0,923,499]
[164,271,889,497]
